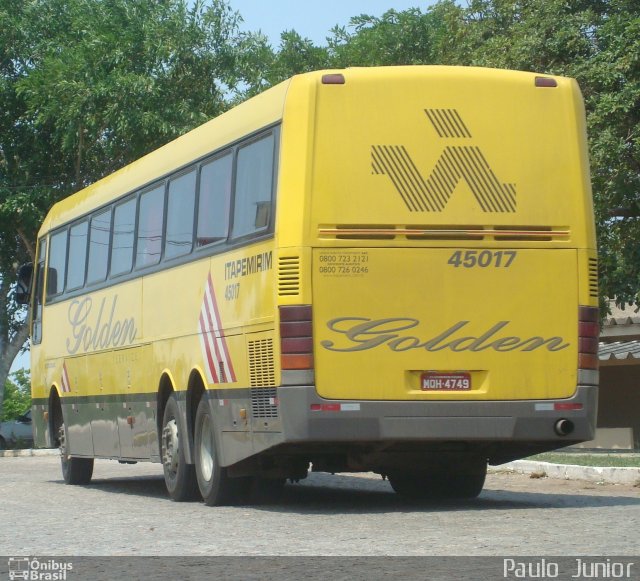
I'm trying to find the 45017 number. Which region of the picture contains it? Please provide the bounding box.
[448,250,516,268]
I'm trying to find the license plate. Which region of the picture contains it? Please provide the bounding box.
[421,372,471,391]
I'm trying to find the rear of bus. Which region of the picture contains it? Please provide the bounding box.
[275,67,598,486]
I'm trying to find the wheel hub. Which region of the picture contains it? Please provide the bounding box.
[162,419,180,474]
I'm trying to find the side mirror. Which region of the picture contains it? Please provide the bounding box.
[15,263,33,305]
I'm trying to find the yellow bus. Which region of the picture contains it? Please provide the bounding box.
[23,66,599,503]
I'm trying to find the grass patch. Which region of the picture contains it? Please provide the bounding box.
[529,452,640,468]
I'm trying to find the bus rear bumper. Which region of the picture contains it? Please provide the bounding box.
[277,385,598,446]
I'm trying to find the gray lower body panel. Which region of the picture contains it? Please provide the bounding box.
[278,385,597,444]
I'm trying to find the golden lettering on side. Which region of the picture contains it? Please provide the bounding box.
[66,296,137,354]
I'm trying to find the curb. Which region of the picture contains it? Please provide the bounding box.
[491,460,640,485]
[0,448,59,458]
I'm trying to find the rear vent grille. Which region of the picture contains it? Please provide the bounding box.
[588,258,599,299]
[492,226,552,241]
[248,338,275,387]
[318,225,570,241]
[251,387,279,419]
[278,256,300,296]
[334,224,395,240]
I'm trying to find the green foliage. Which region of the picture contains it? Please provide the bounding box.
[0,0,259,391]
[1,369,31,421]
[328,3,466,67]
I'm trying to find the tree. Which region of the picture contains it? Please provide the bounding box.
[1,369,31,421]
[0,0,256,412]
[327,3,466,67]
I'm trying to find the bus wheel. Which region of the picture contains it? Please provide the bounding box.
[249,478,286,505]
[445,463,487,499]
[389,463,487,500]
[58,424,94,485]
[194,398,244,506]
[161,394,198,501]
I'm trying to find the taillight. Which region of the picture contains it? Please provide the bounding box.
[280,305,314,370]
[578,306,599,370]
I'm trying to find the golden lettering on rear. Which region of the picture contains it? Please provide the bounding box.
[321,317,569,353]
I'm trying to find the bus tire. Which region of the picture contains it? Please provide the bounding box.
[249,478,286,505]
[194,398,244,506]
[389,462,487,500]
[59,424,94,485]
[161,394,198,501]
[445,463,487,499]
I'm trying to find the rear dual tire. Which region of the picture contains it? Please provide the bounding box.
[194,398,251,505]
[161,394,198,501]
[389,460,487,500]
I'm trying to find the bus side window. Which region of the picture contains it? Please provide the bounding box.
[46,229,68,298]
[136,185,165,268]
[197,153,232,247]
[165,171,196,260]
[87,208,112,284]
[66,220,89,291]
[231,134,274,239]
[32,239,46,344]
[110,197,136,277]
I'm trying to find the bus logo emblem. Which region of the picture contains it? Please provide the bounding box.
[371,109,516,213]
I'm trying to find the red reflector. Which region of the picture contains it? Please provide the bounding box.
[310,403,341,412]
[578,337,599,354]
[279,305,312,322]
[322,73,345,85]
[281,353,314,370]
[554,403,584,411]
[535,76,557,87]
[578,321,599,338]
[281,337,313,353]
[578,353,599,370]
[578,306,599,323]
[280,321,312,338]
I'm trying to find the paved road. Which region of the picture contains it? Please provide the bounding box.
[1,456,639,556]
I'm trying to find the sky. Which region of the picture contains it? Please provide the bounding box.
[228,0,431,47]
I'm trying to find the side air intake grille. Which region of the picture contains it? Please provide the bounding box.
[248,338,275,387]
[278,256,300,296]
[588,258,599,299]
[251,387,279,419]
